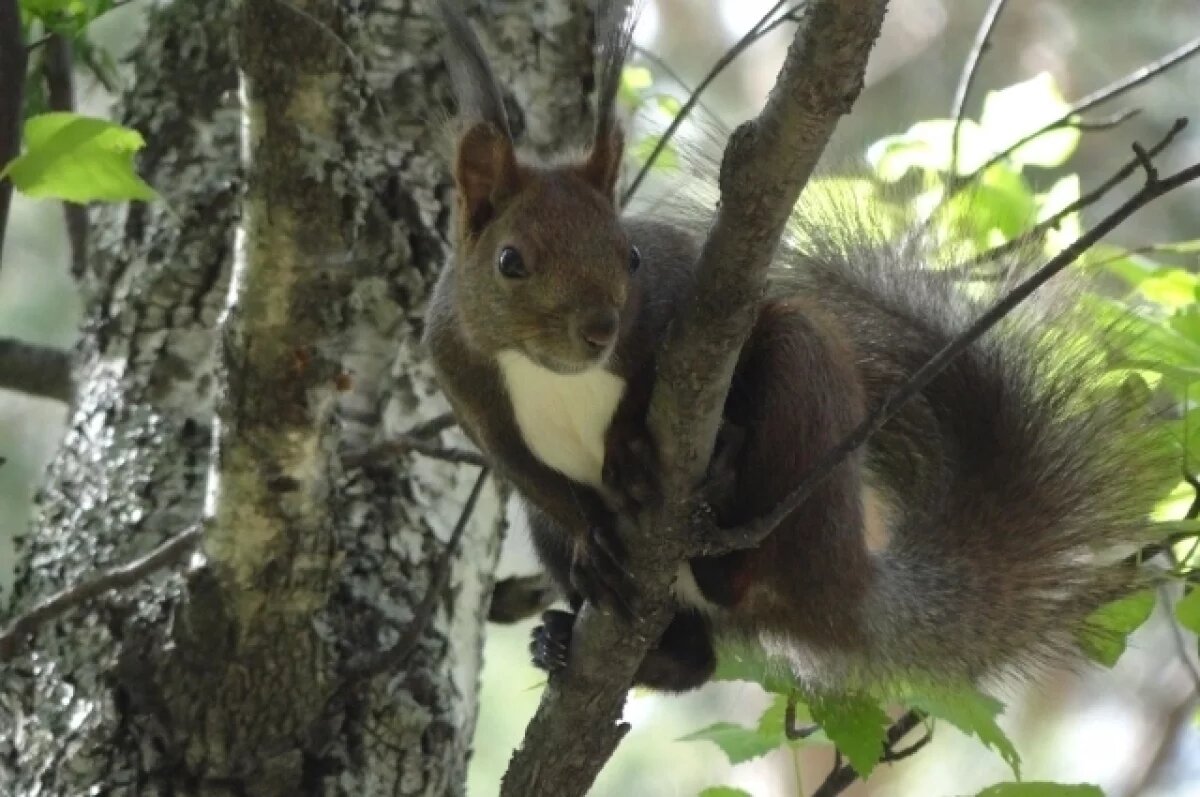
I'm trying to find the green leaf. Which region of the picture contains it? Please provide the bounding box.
[712,647,798,695]
[656,94,682,117]
[1176,589,1200,635]
[1138,268,1200,310]
[979,73,1080,168]
[975,783,1103,797]
[906,687,1021,778]
[866,119,990,179]
[699,788,754,797]
[2,112,155,202]
[756,692,829,745]
[619,65,652,107]
[629,134,678,170]
[807,692,890,778]
[1078,589,1156,667]
[677,721,782,765]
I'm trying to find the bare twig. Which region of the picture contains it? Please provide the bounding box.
[43,32,90,277]
[812,710,928,797]
[0,337,72,402]
[621,0,794,205]
[704,149,1200,559]
[963,118,1188,273]
[0,0,26,270]
[950,35,1200,196]
[340,413,480,468]
[500,3,889,795]
[0,525,201,661]
[372,436,486,467]
[949,0,1011,179]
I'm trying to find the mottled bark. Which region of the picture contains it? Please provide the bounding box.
[1,1,594,795]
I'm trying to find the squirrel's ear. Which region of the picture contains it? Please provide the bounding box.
[581,126,624,203]
[454,121,519,237]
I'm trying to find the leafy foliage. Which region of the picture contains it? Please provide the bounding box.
[806,692,891,777]
[904,687,1020,777]
[698,788,754,797]
[2,113,155,202]
[1078,589,1157,668]
[975,784,1104,797]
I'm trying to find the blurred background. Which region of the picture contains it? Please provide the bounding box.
[2,1,1198,795]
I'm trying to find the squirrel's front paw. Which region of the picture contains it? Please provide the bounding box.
[603,421,661,514]
[530,609,576,674]
[569,521,637,620]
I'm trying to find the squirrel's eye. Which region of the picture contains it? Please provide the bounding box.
[629,245,641,275]
[497,246,527,279]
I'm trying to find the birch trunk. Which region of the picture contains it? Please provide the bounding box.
[1,1,594,794]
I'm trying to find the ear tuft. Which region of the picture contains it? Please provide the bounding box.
[581,126,625,202]
[454,121,519,237]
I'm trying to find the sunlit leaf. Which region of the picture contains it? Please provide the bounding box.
[1078,589,1156,667]
[905,686,1021,778]
[975,783,1103,797]
[1175,589,1200,635]
[2,112,156,202]
[630,134,678,170]
[866,119,990,179]
[699,788,754,797]
[979,73,1080,168]
[677,721,782,765]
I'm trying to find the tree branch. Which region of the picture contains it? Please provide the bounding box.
[706,147,1200,559]
[949,0,1010,178]
[43,32,89,278]
[949,34,1200,196]
[0,337,72,402]
[0,525,201,661]
[499,3,888,795]
[960,117,1188,276]
[0,0,26,271]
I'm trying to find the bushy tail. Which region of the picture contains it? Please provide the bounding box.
[776,190,1175,686]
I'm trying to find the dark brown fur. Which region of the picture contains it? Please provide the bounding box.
[426,0,1171,694]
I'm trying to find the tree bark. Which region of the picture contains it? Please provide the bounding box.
[1,1,594,794]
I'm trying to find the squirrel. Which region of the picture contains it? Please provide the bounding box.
[423,0,1171,694]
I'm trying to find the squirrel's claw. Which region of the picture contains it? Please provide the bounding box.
[530,609,575,674]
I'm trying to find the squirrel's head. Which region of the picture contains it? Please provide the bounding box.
[436,0,639,374]
[450,122,638,374]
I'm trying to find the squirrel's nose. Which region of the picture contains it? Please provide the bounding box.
[578,308,619,351]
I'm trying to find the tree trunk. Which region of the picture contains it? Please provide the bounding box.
[1,1,594,794]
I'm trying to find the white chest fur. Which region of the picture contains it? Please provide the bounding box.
[496,350,626,488]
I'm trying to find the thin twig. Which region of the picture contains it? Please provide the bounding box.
[964,118,1188,272]
[0,0,26,272]
[812,710,928,797]
[949,0,1011,179]
[620,0,793,205]
[702,151,1200,558]
[43,32,90,278]
[0,337,72,402]
[0,525,202,661]
[949,35,1200,196]
[341,417,482,468]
